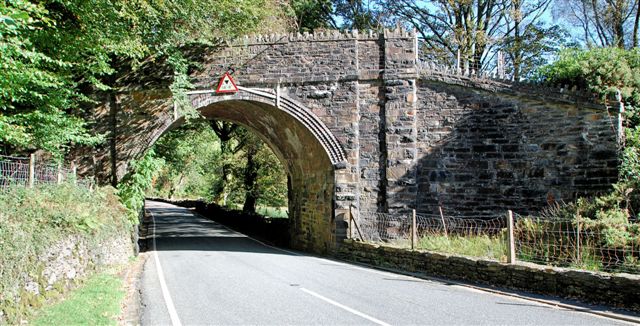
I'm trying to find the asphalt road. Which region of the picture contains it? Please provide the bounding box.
[140,200,631,326]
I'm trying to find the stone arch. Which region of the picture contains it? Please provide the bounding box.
[188,87,346,166]
[147,87,347,253]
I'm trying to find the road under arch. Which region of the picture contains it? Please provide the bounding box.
[142,88,347,253]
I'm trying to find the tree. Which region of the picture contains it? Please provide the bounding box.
[149,119,222,200]
[553,0,640,48]
[290,0,337,32]
[210,120,238,205]
[500,0,568,79]
[208,122,287,212]
[0,1,101,157]
[334,0,385,30]
[384,0,509,74]
[241,133,261,213]
[0,0,291,158]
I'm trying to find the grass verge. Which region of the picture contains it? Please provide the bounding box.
[31,271,125,326]
[0,183,131,323]
[416,234,508,262]
[226,204,288,218]
[256,206,288,218]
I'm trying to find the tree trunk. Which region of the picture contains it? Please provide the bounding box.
[633,0,640,47]
[210,121,237,205]
[613,0,625,48]
[513,1,522,81]
[242,145,259,214]
[591,0,610,46]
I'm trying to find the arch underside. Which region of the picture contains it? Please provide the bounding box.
[194,87,346,167]
[185,90,340,253]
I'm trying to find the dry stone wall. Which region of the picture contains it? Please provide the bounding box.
[337,240,640,311]
[0,229,132,323]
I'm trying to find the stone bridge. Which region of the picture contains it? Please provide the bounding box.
[76,27,620,253]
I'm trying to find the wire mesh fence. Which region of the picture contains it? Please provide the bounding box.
[0,154,92,191]
[355,210,508,261]
[513,213,640,274]
[353,208,640,274]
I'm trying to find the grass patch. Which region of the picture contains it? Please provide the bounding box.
[31,272,124,326]
[226,204,288,218]
[417,234,508,262]
[257,206,288,218]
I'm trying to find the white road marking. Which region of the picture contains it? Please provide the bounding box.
[149,209,183,326]
[162,203,639,325]
[300,288,392,326]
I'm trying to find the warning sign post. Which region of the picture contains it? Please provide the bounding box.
[216,72,239,93]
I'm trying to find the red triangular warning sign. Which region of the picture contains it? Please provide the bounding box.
[215,72,238,93]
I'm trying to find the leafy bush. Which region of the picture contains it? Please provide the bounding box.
[534,48,640,257]
[117,149,164,224]
[536,47,640,110]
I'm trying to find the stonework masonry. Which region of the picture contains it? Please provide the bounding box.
[73,27,620,253]
[337,240,640,311]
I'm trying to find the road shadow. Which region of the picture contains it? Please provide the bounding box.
[140,201,295,256]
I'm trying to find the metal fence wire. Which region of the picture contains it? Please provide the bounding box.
[513,213,640,274]
[355,209,640,274]
[0,155,92,191]
[357,212,505,242]
[0,156,30,189]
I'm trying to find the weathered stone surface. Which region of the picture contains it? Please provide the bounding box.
[1,230,132,321]
[71,27,620,254]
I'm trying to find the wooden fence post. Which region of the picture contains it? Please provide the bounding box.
[576,209,581,264]
[57,162,63,185]
[28,153,35,188]
[439,206,448,238]
[71,162,77,185]
[349,204,364,241]
[507,210,516,264]
[411,209,417,250]
[348,204,353,239]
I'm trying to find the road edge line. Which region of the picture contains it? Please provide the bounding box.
[148,208,183,326]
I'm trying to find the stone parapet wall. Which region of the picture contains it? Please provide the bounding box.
[418,68,617,109]
[336,240,640,311]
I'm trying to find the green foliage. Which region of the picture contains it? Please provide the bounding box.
[333,0,382,30]
[117,149,163,224]
[0,1,102,157]
[149,121,288,211]
[1,0,291,157]
[536,47,640,110]
[148,120,221,200]
[517,191,640,273]
[621,126,640,184]
[534,48,640,271]
[290,0,336,32]
[257,206,289,218]
[500,23,569,79]
[0,183,129,323]
[32,272,124,326]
